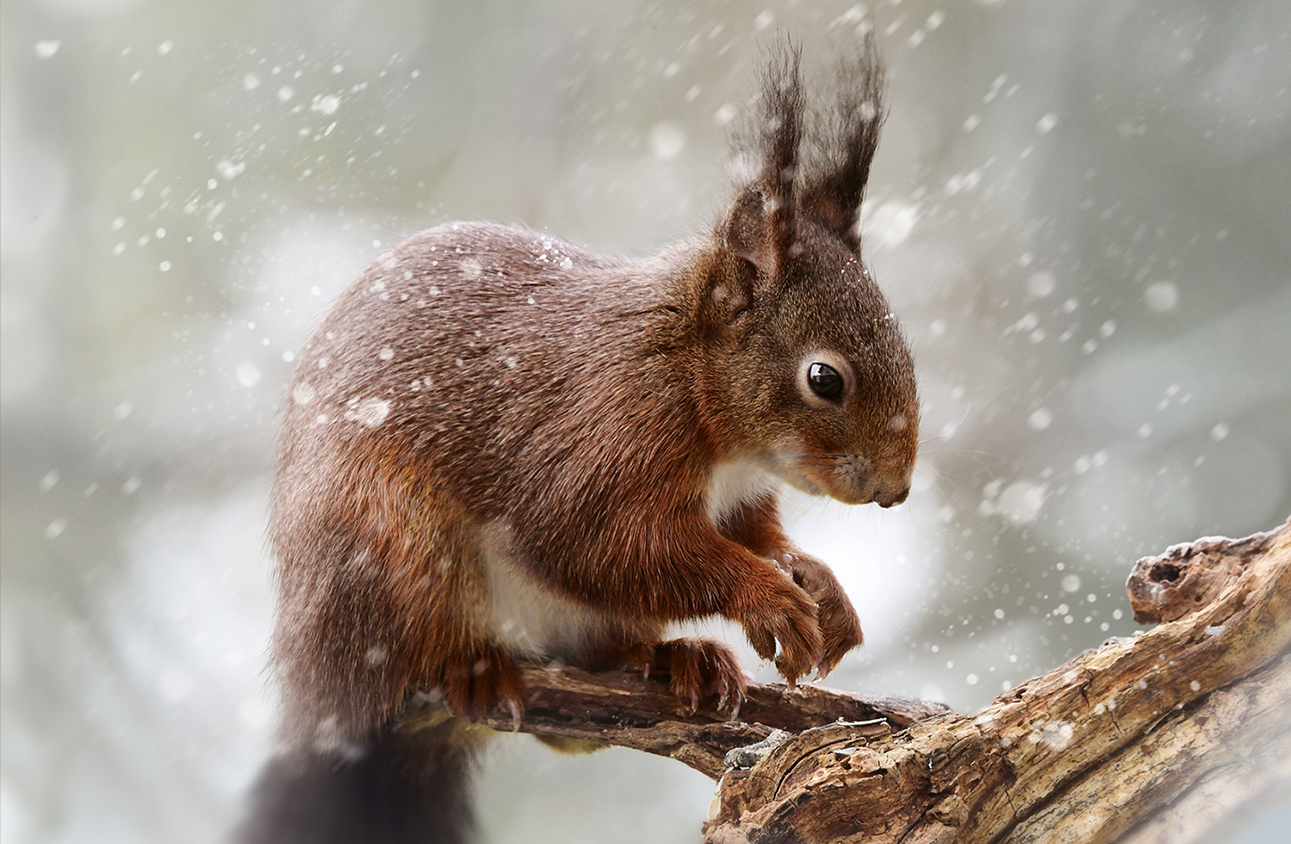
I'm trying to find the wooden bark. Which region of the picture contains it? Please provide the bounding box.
[466,666,949,780]
[403,519,1291,843]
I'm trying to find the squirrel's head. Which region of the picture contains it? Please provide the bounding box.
[696,38,918,508]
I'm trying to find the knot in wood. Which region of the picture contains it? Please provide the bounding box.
[1126,533,1263,623]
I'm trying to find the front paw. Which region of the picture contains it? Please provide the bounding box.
[774,552,863,678]
[619,638,746,714]
[737,575,823,686]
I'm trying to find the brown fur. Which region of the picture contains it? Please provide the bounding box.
[247,37,916,844]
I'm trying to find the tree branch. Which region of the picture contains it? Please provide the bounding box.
[404,662,949,780]
[400,518,1291,842]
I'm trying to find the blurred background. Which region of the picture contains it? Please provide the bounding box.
[3,0,1288,842]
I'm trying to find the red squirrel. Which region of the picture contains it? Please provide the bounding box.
[240,40,917,844]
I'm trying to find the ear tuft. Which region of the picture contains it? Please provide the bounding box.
[801,31,887,251]
[715,35,888,299]
[721,41,806,283]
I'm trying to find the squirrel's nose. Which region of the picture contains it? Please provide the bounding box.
[875,481,910,508]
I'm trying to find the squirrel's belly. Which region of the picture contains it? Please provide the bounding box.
[476,520,605,663]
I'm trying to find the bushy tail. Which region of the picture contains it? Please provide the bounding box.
[237,722,477,844]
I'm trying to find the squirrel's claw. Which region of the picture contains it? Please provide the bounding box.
[505,698,522,732]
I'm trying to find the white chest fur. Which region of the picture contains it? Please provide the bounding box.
[476,465,780,660]
[705,459,782,527]
[477,520,603,662]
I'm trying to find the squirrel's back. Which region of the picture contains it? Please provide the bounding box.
[277,222,708,514]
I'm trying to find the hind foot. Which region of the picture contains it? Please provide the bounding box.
[437,645,525,727]
[617,638,747,716]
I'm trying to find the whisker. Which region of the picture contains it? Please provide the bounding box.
[918,383,1011,446]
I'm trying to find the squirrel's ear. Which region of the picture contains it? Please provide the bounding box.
[800,37,885,252]
[722,186,779,276]
[720,41,804,287]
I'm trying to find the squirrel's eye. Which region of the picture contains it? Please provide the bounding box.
[807,363,844,402]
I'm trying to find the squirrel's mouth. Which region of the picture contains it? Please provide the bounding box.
[771,451,911,508]
[770,453,874,505]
